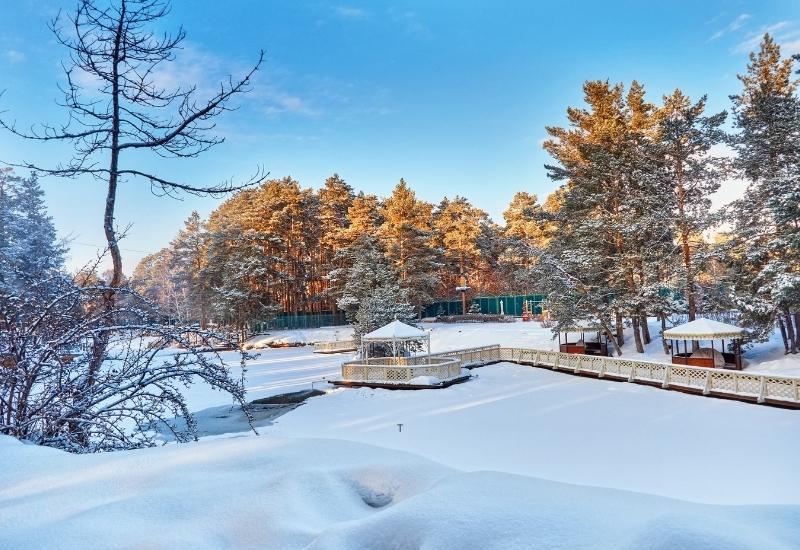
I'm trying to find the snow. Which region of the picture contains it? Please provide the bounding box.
[176,319,800,417]
[265,363,800,505]
[407,375,442,385]
[6,320,800,547]
[663,318,745,339]
[243,326,354,350]
[2,433,800,549]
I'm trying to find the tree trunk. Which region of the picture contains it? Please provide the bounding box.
[88,4,126,390]
[675,157,697,322]
[615,310,624,347]
[784,311,798,354]
[778,317,789,353]
[640,313,651,344]
[793,312,800,352]
[660,315,670,354]
[631,315,644,353]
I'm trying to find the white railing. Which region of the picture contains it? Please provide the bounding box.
[313,339,358,353]
[341,356,462,383]
[497,347,800,405]
[338,344,800,405]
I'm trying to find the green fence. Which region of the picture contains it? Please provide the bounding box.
[422,294,546,318]
[250,312,348,333]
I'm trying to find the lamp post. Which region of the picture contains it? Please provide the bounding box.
[455,272,470,316]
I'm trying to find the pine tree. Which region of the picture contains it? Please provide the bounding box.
[728,34,800,351]
[542,80,673,353]
[380,179,440,315]
[342,192,383,247]
[330,235,397,323]
[353,283,417,351]
[0,171,65,294]
[433,196,488,310]
[657,90,728,322]
[317,174,354,311]
[169,211,210,326]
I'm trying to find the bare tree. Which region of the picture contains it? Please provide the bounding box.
[1,0,264,381]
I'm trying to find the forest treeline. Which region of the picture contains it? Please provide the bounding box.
[133,34,800,354]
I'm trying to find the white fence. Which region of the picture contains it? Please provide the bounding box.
[313,339,358,353]
[338,344,800,405]
[340,345,500,384]
[341,356,462,383]
[494,347,800,405]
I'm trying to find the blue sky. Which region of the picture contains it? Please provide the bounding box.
[1,0,799,272]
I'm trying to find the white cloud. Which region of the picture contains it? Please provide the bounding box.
[708,13,751,42]
[261,88,319,117]
[334,6,367,19]
[733,21,795,53]
[5,50,25,63]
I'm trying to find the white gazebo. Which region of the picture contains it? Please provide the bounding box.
[663,319,746,370]
[360,319,430,359]
[338,320,465,388]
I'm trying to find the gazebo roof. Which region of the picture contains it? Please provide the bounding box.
[663,319,745,340]
[361,320,428,341]
[562,320,602,333]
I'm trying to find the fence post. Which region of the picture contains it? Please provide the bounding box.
[703,371,712,395]
[627,363,635,382]
[757,376,767,404]
[662,366,671,389]
[598,358,606,378]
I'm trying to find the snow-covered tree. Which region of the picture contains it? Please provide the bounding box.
[329,235,398,323]
[353,284,417,352]
[727,34,800,352]
[656,90,728,321]
[380,180,441,315]
[542,80,674,353]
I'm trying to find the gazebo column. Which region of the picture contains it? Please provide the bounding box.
[426,333,431,364]
[710,339,716,368]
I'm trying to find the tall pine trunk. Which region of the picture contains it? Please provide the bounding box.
[660,315,670,354]
[615,310,624,346]
[640,313,651,345]
[793,313,800,352]
[631,315,644,353]
[784,310,798,354]
[777,317,789,353]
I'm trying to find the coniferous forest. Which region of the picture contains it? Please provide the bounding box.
[133,34,800,354]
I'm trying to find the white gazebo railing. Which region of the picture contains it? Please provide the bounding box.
[342,356,462,383]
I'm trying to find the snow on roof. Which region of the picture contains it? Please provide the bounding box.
[361,320,428,341]
[563,320,603,332]
[663,318,745,340]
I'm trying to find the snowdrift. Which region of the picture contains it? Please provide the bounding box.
[2,434,799,549]
[243,327,355,350]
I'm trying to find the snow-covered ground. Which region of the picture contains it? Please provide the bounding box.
[243,326,354,349]
[180,319,800,416]
[3,431,799,549]
[265,363,800,506]
[5,320,800,548]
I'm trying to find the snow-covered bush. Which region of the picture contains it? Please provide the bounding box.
[0,171,251,452]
